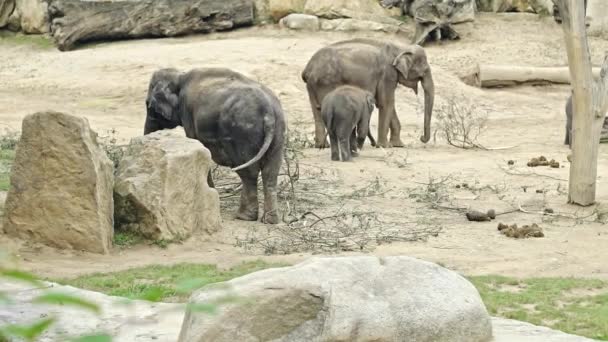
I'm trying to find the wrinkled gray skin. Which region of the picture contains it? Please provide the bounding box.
[302,38,435,149]
[322,86,375,162]
[565,93,573,147]
[144,68,286,224]
[564,92,608,148]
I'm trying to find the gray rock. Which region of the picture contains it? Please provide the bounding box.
[2,112,114,254]
[0,0,15,28]
[491,317,600,342]
[0,280,183,342]
[279,13,319,31]
[178,256,494,342]
[10,0,48,33]
[114,129,221,241]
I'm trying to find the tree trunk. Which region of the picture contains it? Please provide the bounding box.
[48,0,254,51]
[461,64,602,88]
[553,0,608,205]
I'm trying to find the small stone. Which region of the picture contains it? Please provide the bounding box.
[507,160,515,165]
[487,209,496,220]
[544,208,554,214]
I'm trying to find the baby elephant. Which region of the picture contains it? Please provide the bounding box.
[322,85,375,161]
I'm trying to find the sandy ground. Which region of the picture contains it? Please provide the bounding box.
[1,13,608,280]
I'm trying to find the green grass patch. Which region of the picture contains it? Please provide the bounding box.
[0,132,18,192]
[469,275,608,341]
[54,261,287,302]
[112,231,145,248]
[0,31,54,49]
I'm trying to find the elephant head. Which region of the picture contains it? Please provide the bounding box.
[144,68,183,135]
[391,45,435,143]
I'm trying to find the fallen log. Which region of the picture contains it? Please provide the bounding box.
[48,0,254,51]
[461,64,602,88]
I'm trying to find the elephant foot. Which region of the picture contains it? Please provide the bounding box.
[261,210,279,224]
[375,140,392,148]
[315,139,330,149]
[390,138,405,148]
[236,209,258,222]
[351,151,359,157]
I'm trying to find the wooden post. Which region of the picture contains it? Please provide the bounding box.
[553,0,608,205]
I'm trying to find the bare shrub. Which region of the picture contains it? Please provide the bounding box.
[434,97,488,149]
[98,128,126,170]
[0,130,20,150]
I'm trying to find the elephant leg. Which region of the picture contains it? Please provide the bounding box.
[339,136,352,162]
[389,109,405,147]
[307,84,328,148]
[261,156,281,224]
[329,132,340,161]
[376,87,396,148]
[350,130,359,157]
[235,168,259,221]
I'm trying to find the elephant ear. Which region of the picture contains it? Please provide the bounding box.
[392,49,415,80]
[149,82,179,121]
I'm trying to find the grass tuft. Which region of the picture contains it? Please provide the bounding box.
[54,261,287,302]
[0,32,54,49]
[469,275,608,341]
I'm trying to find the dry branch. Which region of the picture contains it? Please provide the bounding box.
[48,0,254,51]
[461,64,602,88]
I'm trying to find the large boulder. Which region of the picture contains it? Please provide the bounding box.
[2,112,114,254]
[0,279,598,342]
[0,0,15,28]
[114,129,221,241]
[178,256,493,342]
[8,0,48,33]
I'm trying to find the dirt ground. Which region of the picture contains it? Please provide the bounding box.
[1,13,608,280]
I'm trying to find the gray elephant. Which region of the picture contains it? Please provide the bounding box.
[302,38,434,149]
[564,92,608,148]
[565,93,573,147]
[322,85,375,162]
[144,67,286,224]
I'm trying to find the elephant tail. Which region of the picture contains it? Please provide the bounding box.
[232,112,276,171]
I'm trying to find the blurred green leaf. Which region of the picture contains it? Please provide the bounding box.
[33,293,101,314]
[175,278,207,294]
[0,269,43,287]
[70,333,112,342]
[1,317,55,341]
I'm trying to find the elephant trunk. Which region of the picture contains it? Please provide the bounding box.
[143,116,158,135]
[420,71,434,143]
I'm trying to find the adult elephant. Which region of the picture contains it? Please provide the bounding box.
[144,68,286,224]
[302,38,435,148]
